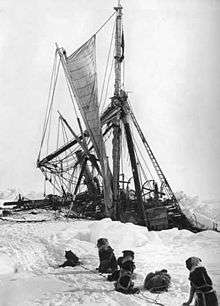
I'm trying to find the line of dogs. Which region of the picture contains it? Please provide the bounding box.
[57,239,219,305]
[58,238,171,295]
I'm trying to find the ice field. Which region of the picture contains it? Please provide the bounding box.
[0,215,219,306]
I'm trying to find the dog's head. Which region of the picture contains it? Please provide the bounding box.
[121,260,134,272]
[65,250,75,260]
[97,238,109,249]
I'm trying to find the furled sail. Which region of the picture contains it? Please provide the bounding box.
[65,36,113,215]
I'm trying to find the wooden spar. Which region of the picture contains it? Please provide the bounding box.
[57,112,90,155]
[114,2,122,97]
[122,108,148,225]
[66,160,87,218]
[112,2,123,215]
[75,150,97,194]
[38,123,113,168]
[57,112,102,176]
[37,135,87,167]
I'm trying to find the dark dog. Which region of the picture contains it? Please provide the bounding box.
[108,250,136,282]
[183,257,218,306]
[114,253,139,294]
[59,250,80,268]
[97,238,118,273]
[144,269,171,292]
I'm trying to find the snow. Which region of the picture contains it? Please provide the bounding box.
[0,217,219,306]
[0,188,18,210]
[177,192,219,230]
[0,189,219,305]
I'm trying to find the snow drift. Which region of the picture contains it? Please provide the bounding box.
[0,217,219,306]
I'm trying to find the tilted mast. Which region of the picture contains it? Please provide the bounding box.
[114,0,122,97]
[112,1,147,223]
[111,1,123,216]
[37,1,194,231]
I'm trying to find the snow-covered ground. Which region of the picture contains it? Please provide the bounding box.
[0,189,219,305]
[0,216,219,306]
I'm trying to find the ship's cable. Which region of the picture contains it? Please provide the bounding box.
[101,56,114,113]
[99,20,115,109]
[38,53,60,160]
[94,12,116,37]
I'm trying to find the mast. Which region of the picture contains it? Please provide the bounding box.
[112,1,123,216]
[114,0,123,97]
[112,1,146,223]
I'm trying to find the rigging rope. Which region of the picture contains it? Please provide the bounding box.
[61,120,79,188]
[65,71,79,118]
[122,58,125,90]
[56,117,61,151]
[127,100,154,179]
[54,118,62,190]
[43,176,46,197]
[101,56,114,113]
[99,20,115,108]
[55,45,80,131]
[93,12,116,37]
[119,121,123,177]
[136,292,164,306]
[133,131,154,181]
[41,52,58,145]
[121,23,125,90]
[46,107,52,155]
[38,54,60,160]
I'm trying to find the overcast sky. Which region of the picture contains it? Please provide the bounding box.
[0,0,219,200]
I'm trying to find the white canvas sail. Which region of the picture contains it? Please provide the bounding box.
[65,36,113,215]
[65,37,101,157]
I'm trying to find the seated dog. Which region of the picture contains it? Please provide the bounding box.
[108,250,135,282]
[97,238,118,273]
[114,252,139,294]
[59,250,80,268]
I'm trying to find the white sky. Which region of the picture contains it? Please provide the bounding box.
[0,0,219,200]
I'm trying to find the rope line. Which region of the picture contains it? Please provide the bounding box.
[99,20,115,108]
[94,12,116,37]
[79,263,106,278]
[133,130,154,181]
[128,100,154,179]
[101,56,114,113]
[38,52,60,160]
[137,292,164,305]
[79,264,164,305]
